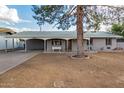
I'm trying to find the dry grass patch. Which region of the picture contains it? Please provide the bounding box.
[0,52,124,87]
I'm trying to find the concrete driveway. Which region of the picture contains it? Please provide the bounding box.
[0,51,40,75]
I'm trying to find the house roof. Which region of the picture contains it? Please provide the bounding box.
[85,31,122,38]
[6,31,122,39]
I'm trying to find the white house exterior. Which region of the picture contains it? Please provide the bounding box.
[0,28,19,51]
[6,31,124,52]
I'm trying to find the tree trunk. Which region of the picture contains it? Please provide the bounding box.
[76,5,84,57]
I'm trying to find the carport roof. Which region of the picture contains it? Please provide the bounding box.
[0,27,16,33]
[6,31,122,39]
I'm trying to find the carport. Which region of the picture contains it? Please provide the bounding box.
[26,39,44,50]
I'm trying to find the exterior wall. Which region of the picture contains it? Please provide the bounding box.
[47,40,52,51]
[71,38,117,51]
[111,39,117,49]
[117,42,124,49]
[92,38,117,51]
[92,38,106,51]
[71,39,88,52]
[46,39,66,52]
[71,39,77,52]
[84,40,88,50]
[0,36,6,50]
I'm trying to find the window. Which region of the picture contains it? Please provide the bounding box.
[117,39,124,42]
[52,40,62,46]
[106,38,112,45]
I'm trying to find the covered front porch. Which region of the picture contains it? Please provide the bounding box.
[23,38,91,52]
[23,38,72,52]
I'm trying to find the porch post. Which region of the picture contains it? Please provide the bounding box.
[88,38,90,51]
[66,39,68,52]
[44,39,46,52]
[25,40,27,52]
[5,39,8,53]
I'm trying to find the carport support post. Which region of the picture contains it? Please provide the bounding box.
[25,40,27,52]
[5,39,8,53]
[44,40,46,52]
[66,39,68,52]
[88,38,90,51]
[12,38,14,50]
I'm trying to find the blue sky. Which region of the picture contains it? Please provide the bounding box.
[0,5,75,32]
[8,5,39,30]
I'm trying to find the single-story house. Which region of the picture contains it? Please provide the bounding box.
[0,28,19,51]
[6,31,124,52]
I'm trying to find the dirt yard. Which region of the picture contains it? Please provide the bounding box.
[0,52,124,88]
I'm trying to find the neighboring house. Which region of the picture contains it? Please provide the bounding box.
[6,31,123,52]
[0,28,19,51]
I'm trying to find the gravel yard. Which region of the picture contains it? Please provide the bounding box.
[0,52,124,88]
